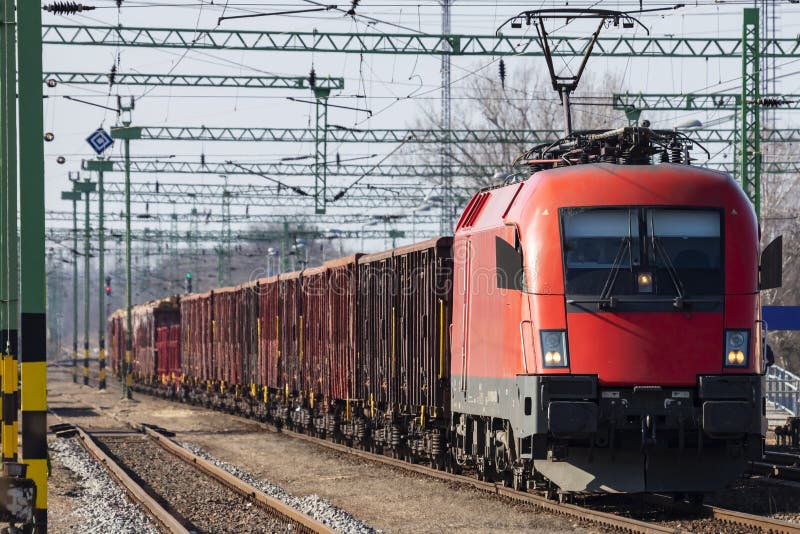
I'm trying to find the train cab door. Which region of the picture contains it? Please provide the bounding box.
[455,237,472,398]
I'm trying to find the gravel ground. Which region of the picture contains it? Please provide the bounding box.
[48,436,160,534]
[183,442,377,534]
[94,434,290,533]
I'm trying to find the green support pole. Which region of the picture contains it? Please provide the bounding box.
[74,181,96,386]
[741,8,761,218]
[111,103,140,400]
[61,191,81,384]
[87,159,113,390]
[0,0,18,468]
[18,0,48,527]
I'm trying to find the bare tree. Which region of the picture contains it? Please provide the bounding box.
[407,62,628,189]
[760,137,800,370]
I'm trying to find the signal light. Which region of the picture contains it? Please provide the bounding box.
[104,275,111,296]
[185,272,193,294]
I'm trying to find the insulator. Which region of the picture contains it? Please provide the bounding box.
[660,150,669,163]
[44,132,55,142]
[347,0,360,16]
[499,59,506,90]
[56,156,66,164]
[108,64,117,87]
[308,68,317,89]
[42,2,95,15]
[669,141,682,163]
[46,79,57,88]
[758,97,788,108]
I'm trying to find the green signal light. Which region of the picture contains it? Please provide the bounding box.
[186,273,192,279]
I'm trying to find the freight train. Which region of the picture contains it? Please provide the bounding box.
[108,127,782,499]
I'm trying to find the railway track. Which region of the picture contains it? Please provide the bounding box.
[750,450,800,484]
[57,422,335,534]
[55,374,800,533]
[201,406,800,534]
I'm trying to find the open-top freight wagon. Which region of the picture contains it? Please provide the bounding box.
[108,238,454,464]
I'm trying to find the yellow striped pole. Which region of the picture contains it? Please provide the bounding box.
[19,0,49,526]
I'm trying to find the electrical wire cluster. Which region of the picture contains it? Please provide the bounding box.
[513,125,710,172]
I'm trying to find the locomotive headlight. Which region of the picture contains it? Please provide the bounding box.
[724,329,750,367]
[541,330,568,368]
[637,272,653,293]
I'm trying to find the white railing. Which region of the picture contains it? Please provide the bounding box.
[766,364,800,416]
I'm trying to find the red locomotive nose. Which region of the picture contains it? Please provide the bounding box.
[567,311,723,386]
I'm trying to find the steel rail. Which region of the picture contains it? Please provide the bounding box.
[643,494,800,534]
[750,461,800,483]
[72,425,190,534]
[224,411,800,534]
[141,425,336,534]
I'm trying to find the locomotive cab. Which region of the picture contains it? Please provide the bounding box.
[450,160,770,494]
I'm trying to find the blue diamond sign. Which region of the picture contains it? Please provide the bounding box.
[86,128,114,155]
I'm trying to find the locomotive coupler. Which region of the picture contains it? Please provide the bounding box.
[641,414,657,449]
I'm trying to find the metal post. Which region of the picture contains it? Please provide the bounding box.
[18,0,48,525]
[313,88,330,215]
[86,159,113,390]
[75,180,96,386]
[0,0,18,468]
[61,192,80,383]
[84,186,90,385]
[741,8,761,218]
[111,101,140,400]
[440,0,453,235]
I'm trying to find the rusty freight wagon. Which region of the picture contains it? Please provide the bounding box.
[357,238,453,420]
[326,255,361,405]
[106,309,126,377]
[238,280,260,396]
[258,275,281,391]
[301,266,328,405]
[279,272,302,397]
[117,296,180,382]
[180,291,213,385]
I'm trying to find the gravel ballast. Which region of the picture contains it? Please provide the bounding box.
[182,442,378,534]
[49,437,160,534]
[95,434,290,533]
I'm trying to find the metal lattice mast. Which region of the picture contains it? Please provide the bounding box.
[40,24,800,58]
[741,8,761,219]
[110,101,140,400]
[440,0,453,236]
[86,159,112,391]
[75,180,96,386]
[60,190,80,383]
[44,71,344,89]
[314,88,329,214]
[169,207,178,292]
[102,125,798,144]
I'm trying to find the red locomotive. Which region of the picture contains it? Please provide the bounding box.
[108,127,782,499]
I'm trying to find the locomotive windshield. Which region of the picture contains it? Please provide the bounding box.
[561,207,723,299]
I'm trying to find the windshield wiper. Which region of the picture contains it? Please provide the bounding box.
[597,236,631,309]
[652,236,686,308]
